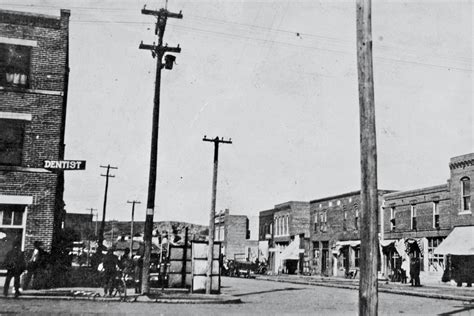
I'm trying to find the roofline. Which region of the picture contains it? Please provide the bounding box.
[309,189,396,203]
[274,201,309,209]
[383,184,448,200]
[0,9,66,20]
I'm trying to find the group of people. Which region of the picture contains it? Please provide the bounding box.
[399,255,421,287]
[96,248,144,296]
[3,240,46,297]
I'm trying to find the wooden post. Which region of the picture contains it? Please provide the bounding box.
[356,0,379,315]
[203,136,232,294]
[181,227,189,288]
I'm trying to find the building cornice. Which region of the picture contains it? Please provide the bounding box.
[449,158,474,170]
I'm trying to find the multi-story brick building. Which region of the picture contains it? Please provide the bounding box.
[0,9,70,270]
[214,209,258,262]
[309,190,393,277]
[258,201,310,274]
[381,153,474,281]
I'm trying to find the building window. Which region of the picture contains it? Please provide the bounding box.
[390,207,396,231]
[343,210,347,231]
[313,241,320,260]
[320,212,327,232]
[354,247,360,268]
[427,237,444,272]
[0,119,26,166]
[433,202,440,229]
[354,209,359,230]
[461,177,471,212]
[0,204,26,269]
[411,205,417,230]
[313,213,318,231]
[0,43,31,88]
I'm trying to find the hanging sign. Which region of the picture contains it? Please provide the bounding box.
[43,160,86,170]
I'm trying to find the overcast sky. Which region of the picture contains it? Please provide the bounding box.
[2,0,472,225]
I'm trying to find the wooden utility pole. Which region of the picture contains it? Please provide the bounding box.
[203,136,232,294]
[98,164,118,247]
[127,200,141,258]
[86,208,97,266]
[139,5,182,295]
[356,0,379,315]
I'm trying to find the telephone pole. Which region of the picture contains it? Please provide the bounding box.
[139,5,183,294]
[127,200,141,258]
[356,0,379,314]
[203,136,232,294]
[86,208,97,266]
[98,164,118,247]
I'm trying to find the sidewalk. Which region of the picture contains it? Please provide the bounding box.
[255,274,474,302]
[2,287,242,304]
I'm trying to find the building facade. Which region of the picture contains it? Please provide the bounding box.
[259,201,310,274]
[214,209,258,261]
[381,153,474,281]
[0,9,70,270]
[309,190,393,277]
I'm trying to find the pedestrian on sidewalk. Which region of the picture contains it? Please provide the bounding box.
[23,241,45,290]
[411,257,421,287]
[3,241,25,297]
[102,248,119,297]
[401,258,409,284]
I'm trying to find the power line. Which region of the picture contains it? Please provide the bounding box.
[4,2,473,62]
[3,3,471,71]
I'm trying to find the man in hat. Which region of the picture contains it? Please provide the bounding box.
[3,241,25,297]
[102,248,119,296]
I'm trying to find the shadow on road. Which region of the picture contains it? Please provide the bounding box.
[437,301,474,316]
[233,287,304,297]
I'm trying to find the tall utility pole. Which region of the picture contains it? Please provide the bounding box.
[86,208,97,266]
[127,200,141,258]
[356,0,379,315]
[98,164,118,247]
[139,5,183,295]
[203,136,232,294]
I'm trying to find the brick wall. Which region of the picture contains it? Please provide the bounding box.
[448,153,474,227]
[0,9,69,252]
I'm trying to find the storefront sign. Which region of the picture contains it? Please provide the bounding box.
[43,160,86,170]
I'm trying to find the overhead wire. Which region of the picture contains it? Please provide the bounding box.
[1,2,472,72]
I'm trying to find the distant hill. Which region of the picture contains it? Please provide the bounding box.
[97,220,208,243]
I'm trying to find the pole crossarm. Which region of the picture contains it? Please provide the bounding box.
[202,136,232,144]
[139,43,181,54]
[141,7,183,19]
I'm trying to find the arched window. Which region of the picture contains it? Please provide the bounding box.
[461,177,471,211]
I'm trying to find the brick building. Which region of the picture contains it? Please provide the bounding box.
[214,209,258,261]
[381,153,474,281]
[309,190,393,277]
[258,201,310,274]
[0,9,70,270]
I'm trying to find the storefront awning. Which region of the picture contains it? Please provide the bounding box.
[335,240,360,248]
[434,226,474,255]
[379,239,397,247]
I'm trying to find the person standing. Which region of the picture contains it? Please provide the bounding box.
[102,248,119,296]
[413,257,421,287]
[401,258,409,284]
[3,242,25,297]
[23,241,45,290]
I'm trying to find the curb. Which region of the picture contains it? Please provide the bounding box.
[1,293,242,304]
[255,276,474,302]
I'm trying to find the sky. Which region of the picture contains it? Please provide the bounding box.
[1,0,472,225]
